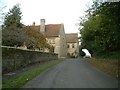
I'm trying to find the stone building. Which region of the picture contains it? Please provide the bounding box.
[66,33,79,58]
[31,19,67,58]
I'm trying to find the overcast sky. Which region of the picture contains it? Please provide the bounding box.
[1,0,93,33]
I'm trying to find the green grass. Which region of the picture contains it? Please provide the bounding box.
[87,58,118,79]
[2,59,64,89]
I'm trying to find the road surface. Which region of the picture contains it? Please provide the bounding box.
[21,58,118,88]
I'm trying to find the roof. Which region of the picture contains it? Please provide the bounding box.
[66,33,78,43]
[28,24,61,37]
[44,24,61,37]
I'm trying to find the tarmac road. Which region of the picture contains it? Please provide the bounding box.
[22,58,118,88]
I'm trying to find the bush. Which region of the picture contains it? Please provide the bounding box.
[79,50,85,57]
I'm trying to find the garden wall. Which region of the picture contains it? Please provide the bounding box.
[2,47,58,74]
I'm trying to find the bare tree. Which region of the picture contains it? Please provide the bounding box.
[0,1,6,25]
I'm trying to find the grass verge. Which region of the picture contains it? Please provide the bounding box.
[87,58,118,79]
[2,59,64,89]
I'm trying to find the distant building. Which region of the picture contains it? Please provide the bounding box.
[66,33,79,58]
[30,19,67,58]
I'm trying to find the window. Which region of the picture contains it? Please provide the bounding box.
[67,45,69,48]
[72,44,74,48]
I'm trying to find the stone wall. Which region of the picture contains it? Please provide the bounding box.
[2,47,58,74]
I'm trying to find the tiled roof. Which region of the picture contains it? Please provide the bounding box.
[44,24,61,37]
[28,24,61,37]
[30,25,40,32]
[66,33,78,43]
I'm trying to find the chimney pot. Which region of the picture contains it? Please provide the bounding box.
[33,22,35,26]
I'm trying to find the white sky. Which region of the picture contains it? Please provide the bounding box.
[1,0,93,33]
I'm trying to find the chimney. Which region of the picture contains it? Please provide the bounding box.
[32,22,35,26]
[40,19,45,32]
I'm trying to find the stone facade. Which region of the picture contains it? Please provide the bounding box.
[66,33,79,58]
[58,24,67,58]
[32,19,67,58]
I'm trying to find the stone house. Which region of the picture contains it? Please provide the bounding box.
[31,19,67,58]
[66,33,79,58]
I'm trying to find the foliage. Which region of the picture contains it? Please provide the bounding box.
[48,45,54,53]
[2,4,52,51]
[23,26,53,50]
[79,48,85,57]
[79,2,120,58]
[2,4,22,29]
[2,26,26,46]
[2,4,25,47]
